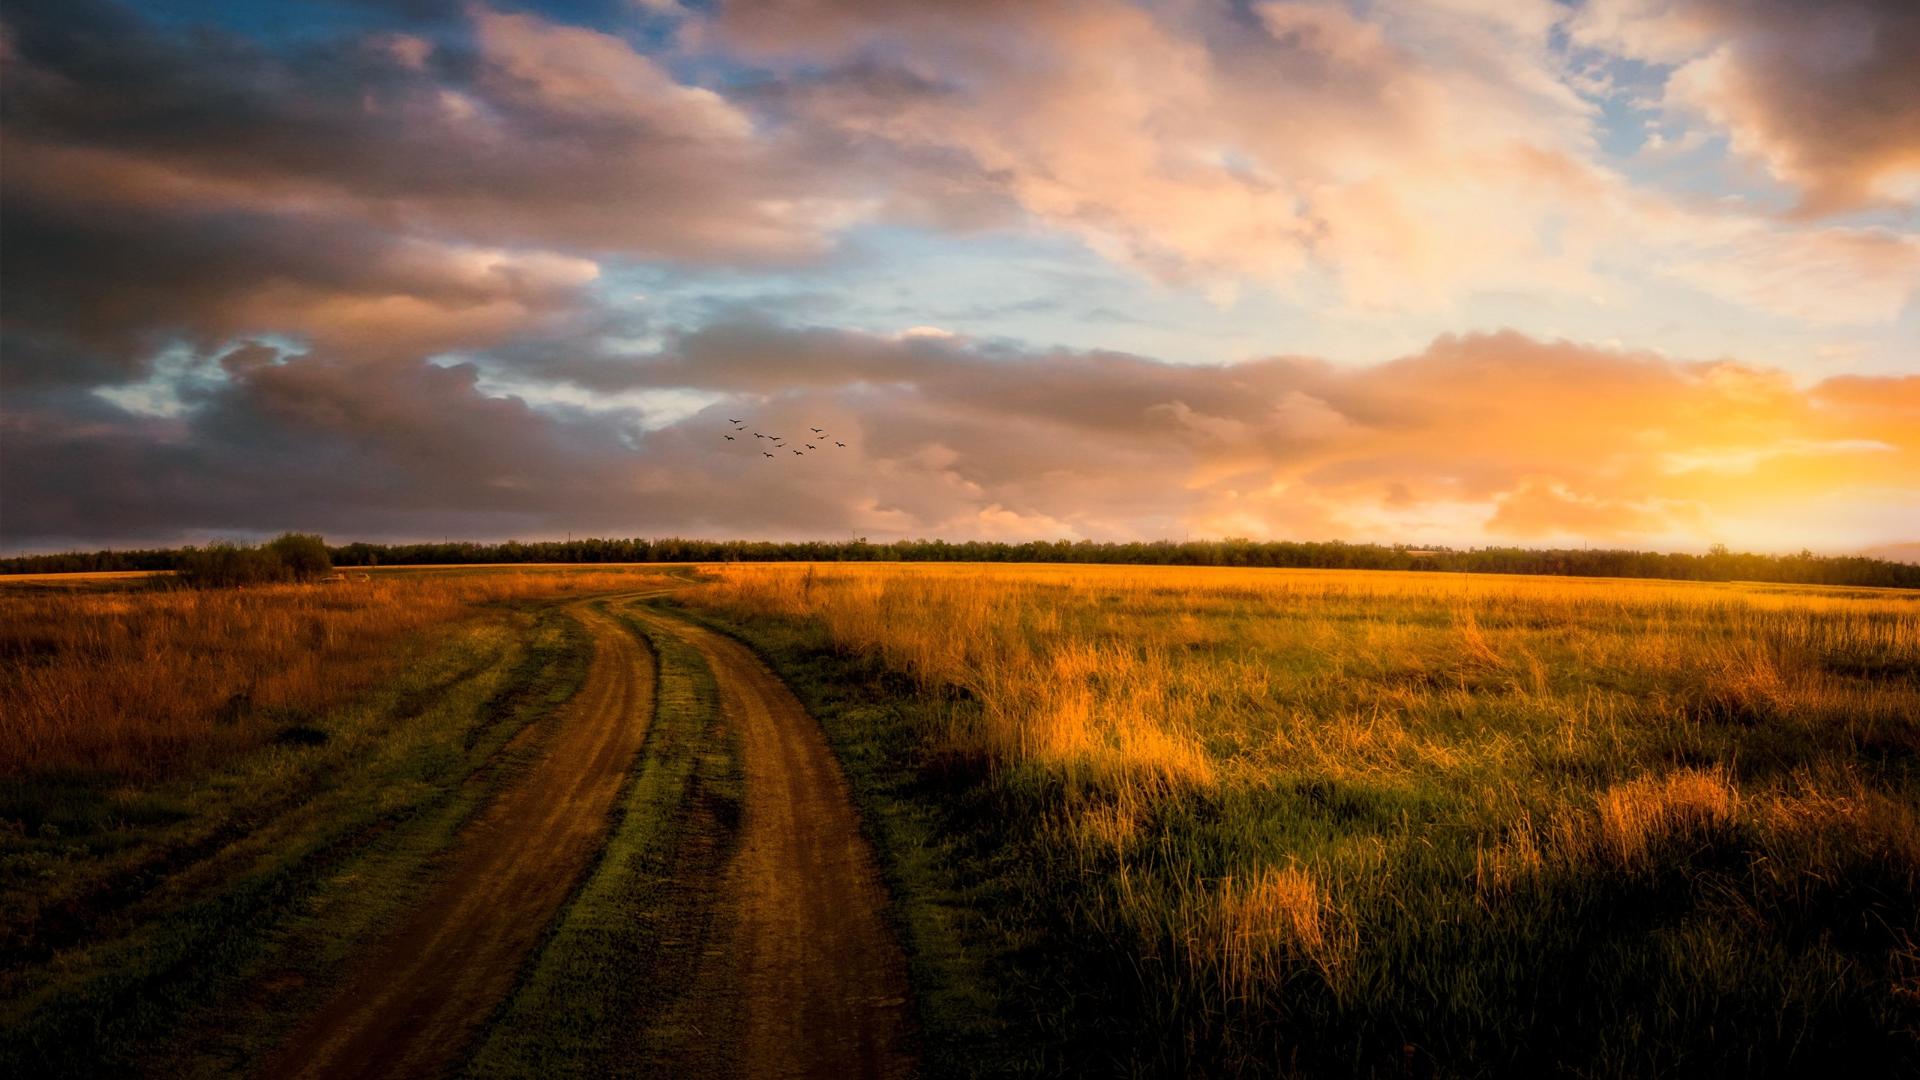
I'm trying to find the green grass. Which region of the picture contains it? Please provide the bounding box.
[0,599,593,1077]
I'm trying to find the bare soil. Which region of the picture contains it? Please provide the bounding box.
[262,598,654,1078]
[263,596,914,1078]
[633,610,916,1080]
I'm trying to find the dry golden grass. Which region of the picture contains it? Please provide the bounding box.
[0,568,674,778]
[7,558,1910,1068]
[688,562,1919,788]
[1203,862,1353,997]
[684,561,1920,1067]
[1596,767,1739,865]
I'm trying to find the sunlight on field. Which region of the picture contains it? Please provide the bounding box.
[686,562,1920,1064]
[689,564,1918,787]
[5,560,1913,1068]
[0,568,677,777]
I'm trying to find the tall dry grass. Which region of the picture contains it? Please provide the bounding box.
[685,562,1920,1067]
[689,563,1918,786]
[0,569,672,778]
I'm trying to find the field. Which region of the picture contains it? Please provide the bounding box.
[0,566,676,778]
[2,563,1916,1076]
[680,564,1920,1074]
[0,567,692,1075]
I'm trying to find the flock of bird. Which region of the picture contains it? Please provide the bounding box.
[722,418,847,459]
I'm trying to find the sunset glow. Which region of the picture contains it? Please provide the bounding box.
[3,0,1916,553]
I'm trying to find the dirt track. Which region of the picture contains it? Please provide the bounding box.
[263,595,913,1078]
[263,598,654,1079]
[636,611,916,1079]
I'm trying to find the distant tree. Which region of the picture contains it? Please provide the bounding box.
[171,534,329,587]
[176,543,287,588]
[267,533,332,581]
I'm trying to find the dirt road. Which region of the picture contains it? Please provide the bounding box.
[264,598,655,1079]
[636,611,916,1079]
[264,595,913,1078]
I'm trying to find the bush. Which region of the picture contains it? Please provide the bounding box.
[175,535,331,588]
[175,544,287,588]
[266,533,332,581]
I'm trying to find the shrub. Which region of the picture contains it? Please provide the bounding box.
[172,534,334,588]
[267,533,333,581]
[175,543,289,588]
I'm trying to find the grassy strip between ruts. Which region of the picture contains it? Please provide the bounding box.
[463,596,741,1076]
[654,598,1092,1078]
[0,599,593,1077]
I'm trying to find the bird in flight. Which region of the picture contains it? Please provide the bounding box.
[729,418,742,423]
[762,451,774,458]
[805,444,816,450]
[724,435,735,440]
[792,449,804,456]
[835,441,847,447]
[810,427,824,434]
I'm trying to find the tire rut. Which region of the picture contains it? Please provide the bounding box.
[261,597,655,1079]
[632,609,916,1080]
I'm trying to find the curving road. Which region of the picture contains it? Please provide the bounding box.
[635,610,916,1079]
[261,593,914,1078]
[264,597,655,1079]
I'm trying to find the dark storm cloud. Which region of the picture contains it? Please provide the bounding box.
[1,1,837,256]
[0,0,850,389]
[7,322,1914,550]
[1574,0,1920,214]
[0,191,597,377]
[0,0,864,549]
[2,345,643,544]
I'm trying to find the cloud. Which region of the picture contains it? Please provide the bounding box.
[6,322,1912,552]
[702,0,1918,321]
[0,189,600,376]
[1,0,1914,554]
[718,0,1613,307]
[0,1,843,258]
[1654,220,1920,324]
[2,344,649,544]
[1571,0,1920,215]
[4,0,1911,373]
[0,0,852,387]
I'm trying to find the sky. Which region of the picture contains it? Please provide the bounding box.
[1,0,1916,554]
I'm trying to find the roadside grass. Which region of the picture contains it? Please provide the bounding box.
[683,563,1920,1076]
[0,568,673,779]
[662,599,1083,1076]
[464,597,741,1077]
[0,592,605,1076]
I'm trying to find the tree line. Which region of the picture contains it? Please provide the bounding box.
[4,536,1916,589]
[3,534,333,588]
